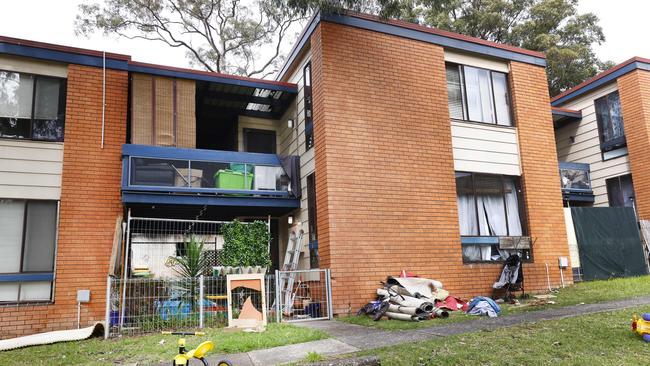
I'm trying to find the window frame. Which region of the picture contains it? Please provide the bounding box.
[0,199,59,305]
[594,91,626,154]
[606,174,636,209]
[303,62,314,151]
[306,173,319,269]
[446,63,514,127]
[455,172,531,264]
[0,69,67,142]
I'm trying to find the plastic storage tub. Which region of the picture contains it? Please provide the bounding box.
[214,169,253,190]
[229,163,254,174]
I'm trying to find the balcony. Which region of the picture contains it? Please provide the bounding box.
[559,161,594,203]
[121,144,300,211]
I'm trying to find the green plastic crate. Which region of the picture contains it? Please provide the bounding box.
[229,163,254,174]
[214,169,253,190]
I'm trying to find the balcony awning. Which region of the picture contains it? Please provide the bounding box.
[197,80,296,120]
[552,107,582,128]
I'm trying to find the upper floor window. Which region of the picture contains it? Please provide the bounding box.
[303,63,314,150]
[0,71,66,142]
[446,63,512,126]
[595,91,625,152]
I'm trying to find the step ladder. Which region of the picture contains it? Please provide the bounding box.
[280,230,304,316]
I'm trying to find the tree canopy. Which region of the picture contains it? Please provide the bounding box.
[287,0,613,95]
[76,0,613,94]
[76,0,307,78]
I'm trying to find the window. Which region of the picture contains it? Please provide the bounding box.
[455,172,529,262]
[0,71,66,142]
[595,91,625,152]
[303,63,314,150]
[306,173,318,268]
[606,174,635,208]
[0,200,58,303]
[446,63,512,126]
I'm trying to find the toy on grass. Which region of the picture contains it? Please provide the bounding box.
[631,313,650,342]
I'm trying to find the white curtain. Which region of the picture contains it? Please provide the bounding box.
[457,194,477,236]
[0,72,33,118]
[504,179,523,236]
[465,66,495,123]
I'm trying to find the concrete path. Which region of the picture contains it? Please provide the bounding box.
[174,295,650,366]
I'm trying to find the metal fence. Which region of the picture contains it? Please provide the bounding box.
[276,269,333,322]
[107,274,277,337]
[126,217,232,279]
[106,270,331,337]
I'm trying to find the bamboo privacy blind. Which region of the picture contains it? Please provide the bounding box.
[131,73,196,148]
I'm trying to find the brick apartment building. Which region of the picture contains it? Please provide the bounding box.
[553,56,650,217]
[551,57,650,278]
[0,11,570,338]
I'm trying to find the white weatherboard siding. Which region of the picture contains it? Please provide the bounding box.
[451,120,521,176]
[0,140,63,200]
[444,50,509,73]
[0,54,67,78]
[555,82,630,206]
[277,50,314,272]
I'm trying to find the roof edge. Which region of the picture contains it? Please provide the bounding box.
[276,11,546,81]
[552,57,650,106]
[0,35,297,92]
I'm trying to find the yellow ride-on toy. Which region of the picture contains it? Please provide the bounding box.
[162,331,233,366]
[631,314,650,342]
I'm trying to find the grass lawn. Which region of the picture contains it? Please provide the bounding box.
[357,305,650,365]
[503,275,650,315]
[340,275,650,330]
[0,323,328,366]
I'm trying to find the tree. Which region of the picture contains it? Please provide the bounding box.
[75,0,307,78]
[288,0,612,96]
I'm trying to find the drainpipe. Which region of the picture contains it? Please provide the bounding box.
[101,51,106,149]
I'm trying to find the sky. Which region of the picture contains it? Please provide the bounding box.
[0,0,647,76]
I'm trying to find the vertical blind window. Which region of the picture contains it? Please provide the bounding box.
[304,63,314,150]
[595,91,625,150]
[0,70,66,142]
[0,200,58,303]
[446,63,512,126]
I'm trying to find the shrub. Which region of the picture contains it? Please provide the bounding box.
[221,220,271,268]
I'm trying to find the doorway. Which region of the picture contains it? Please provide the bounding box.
[243,128,277,154]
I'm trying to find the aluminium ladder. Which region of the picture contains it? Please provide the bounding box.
[280,230,304,316]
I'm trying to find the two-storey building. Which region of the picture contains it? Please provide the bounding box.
[0,11,571,337]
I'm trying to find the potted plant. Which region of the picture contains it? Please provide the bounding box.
[166,236,212,312]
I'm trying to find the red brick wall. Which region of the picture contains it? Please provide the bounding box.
[310,21,571,315]
[618,70,650,219]
[509,61,573,289]
[0,65,127,338]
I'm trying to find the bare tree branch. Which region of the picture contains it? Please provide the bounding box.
[76,0,307,77]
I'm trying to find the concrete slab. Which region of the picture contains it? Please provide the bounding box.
[247,338,359,365]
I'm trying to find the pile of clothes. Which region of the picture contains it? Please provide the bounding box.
[358,275,468,322]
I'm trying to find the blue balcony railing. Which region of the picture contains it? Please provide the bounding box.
[559,161,592,193]
[121,144,299,206]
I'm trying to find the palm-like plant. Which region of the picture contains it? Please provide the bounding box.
[167,236,212,311]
